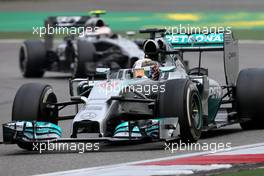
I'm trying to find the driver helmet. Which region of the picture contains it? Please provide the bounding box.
[133,58,160,80]
[95,26,112,36]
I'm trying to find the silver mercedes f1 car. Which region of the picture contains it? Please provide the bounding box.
[19,11,144,78]
[3,29,264,150]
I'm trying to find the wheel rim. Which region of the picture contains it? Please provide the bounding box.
[190,93,202,129]
[40,87,58,124]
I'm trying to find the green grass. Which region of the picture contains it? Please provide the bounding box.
[232,29,264,40]
[213,168,264,176]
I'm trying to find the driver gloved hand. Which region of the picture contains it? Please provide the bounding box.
[150,64,160,81]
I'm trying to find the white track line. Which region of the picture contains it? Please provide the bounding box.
[35,142,264,176]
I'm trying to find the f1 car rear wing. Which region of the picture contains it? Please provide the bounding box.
[165,32,239,86]
[44,16,89,49]
[45,16,92,28]
[165,33,224,50]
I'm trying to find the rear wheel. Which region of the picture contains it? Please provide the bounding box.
[73,40,96,78]
[236,68,264,129]
[159,79,203,142]
[19,40,46,78]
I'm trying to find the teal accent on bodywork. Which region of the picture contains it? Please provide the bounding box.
[159,66,176,73]
[23,121,62,139]
[114,119,160,137]
[114,127,141,134]
[24,128,61,135]
[114,122,141,135]
[25,121,61,132]
[208,98,222,122]
[114,121,129,133]
[114,121,159,136]
[145,126,159,132]
[132,126,140,132]
[165,33,224,48]
[115,121,129,129]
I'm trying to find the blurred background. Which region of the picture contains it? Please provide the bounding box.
[0,0,264,39]
[1,2,264,176]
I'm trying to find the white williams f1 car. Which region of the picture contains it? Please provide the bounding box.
[4,29,264,150]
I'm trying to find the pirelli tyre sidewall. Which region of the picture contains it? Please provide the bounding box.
[180,80,203,142]
[159,79,203,142]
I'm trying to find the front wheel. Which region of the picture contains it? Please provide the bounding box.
[12,83,58,150]
[12,83,58,124]
[159,79,203,142]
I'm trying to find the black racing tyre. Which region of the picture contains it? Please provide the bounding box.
[19,40,46,78]
[73,40,96,78]
[12,83,58,124]
[159,79,203,142]
[236,68,264,130]
[17,141,35,151]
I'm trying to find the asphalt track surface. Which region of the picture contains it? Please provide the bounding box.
[0,0,264,12]
[0,41,264,176]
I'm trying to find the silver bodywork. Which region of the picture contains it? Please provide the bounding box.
[79,35,145,59]
[3,31,235,146]
[56,35,144,64]
[72,57,222,139]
